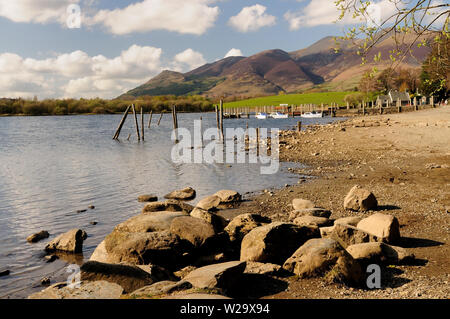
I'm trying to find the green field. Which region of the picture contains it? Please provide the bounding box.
[224,92,355,109]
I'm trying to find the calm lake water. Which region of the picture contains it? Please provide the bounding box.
[0,113,343,298]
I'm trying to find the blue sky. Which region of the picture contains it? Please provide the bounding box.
[1,0,438,99]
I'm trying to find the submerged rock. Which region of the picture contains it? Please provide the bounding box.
[164,187,196,201]
[45,229,86,254]
[138,195,158,203]
[27,231,50,243]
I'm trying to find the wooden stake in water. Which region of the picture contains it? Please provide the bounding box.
[148,110,153,128]
[132,104,140,141]
[256,127,260,157]
[140,107,144,141]
[113,104,131,140]
[157,112,163,126]
[220,99,224,141]
[297,121,302,133]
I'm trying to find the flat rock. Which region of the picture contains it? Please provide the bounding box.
[142,200,194,214]
[283,238,363,285]
[130,281,192,298]
[335,216,362,227]
[214,190,242,203]
[183,261,246,290]
[27,231,50,243]
[244,262,282,276]
[331,223,381,248]
[164,187,196,201]
[115,211,187,233]
[356,213,401,244]
[225,213,271,244]
[293,216,333,228]
[346,242,415,265]
[344,185,378,211]
[196,195,221,211]
[170,216,216,248]
[45,229,86,254]
[80,261,156,293]
[240,222,320,265]
[138,195,158,202]
[28,281,123,299]
[289,208,332,220]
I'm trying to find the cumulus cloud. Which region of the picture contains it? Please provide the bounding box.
[224,48,243,58]
[89,0,219,35]
[228,4,276,32]
[0,46,210,99]
[172,49,207,71]
[284,0,399,30]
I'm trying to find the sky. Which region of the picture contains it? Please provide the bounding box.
[0,0,445,99]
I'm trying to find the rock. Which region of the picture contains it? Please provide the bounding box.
[244,262,282,276]
[190,208,229,232]
[115,211,187,233]
[28,281,123,299]
[163,293,231,299]
[196,195,221,211]
[27,231,50,243]
[174,266,197,279]
[136,264,178,282]
[346,242,415,265]
[240,222,320,265]
[41,277,51,286]
[45,255,59,263]
[0,269,10,277]
[45,229,86,254]
[138,194,158,202]
[335,216,362,227]
[292,198,316,211]
[293,216,333,228]
[130,281,192,298]
[164,187,196,201]
[183,261,246,290]
[283,238,363,285]
[90,221,98,226]
[88,205,95,209]
[90,231,184,268]
[289,208,332,220]
[320,226,335,238]
[356,213,401,244]
[330,223,381,248]
[344,185,378,211]
[142,200,194,214]
[80,261,156,293]
[224,214,271,244]
[214,190,242,203]
[169,216,216,249]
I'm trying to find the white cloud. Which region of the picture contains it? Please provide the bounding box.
[89,0,219,35]
[284,0,400,30]
[224,48,243,58]
[172,48,206,71]
[228,4,276,32]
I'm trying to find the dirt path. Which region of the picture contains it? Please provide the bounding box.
[227,106,450,299]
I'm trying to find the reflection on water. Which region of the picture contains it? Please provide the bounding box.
[0,113,343,298]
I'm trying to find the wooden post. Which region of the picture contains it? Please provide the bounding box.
[220,99,224,141]
[256,127,260,156]
[113,105,131,140]
[140,107,145,141]
[431,96,434,107]
[132,104,140,141]
[215,105,220,137]
[414,97,417,111]
[397,98,401,113]
[148,110,153,128]
[200,116,203,148]
[157,112,163,126]
[297,121,302,133]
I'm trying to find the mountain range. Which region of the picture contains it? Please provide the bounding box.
[120,34,432,100]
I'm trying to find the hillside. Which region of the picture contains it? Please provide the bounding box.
[120,33,433,99]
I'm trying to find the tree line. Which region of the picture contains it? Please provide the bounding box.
[0,95,214,116]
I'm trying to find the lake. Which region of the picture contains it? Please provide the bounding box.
[0,112,343,298]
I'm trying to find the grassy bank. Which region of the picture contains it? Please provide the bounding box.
[224,92,355,109]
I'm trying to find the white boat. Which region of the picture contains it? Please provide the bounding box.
[269,112,289,119]
[301,111,324,118]
[255,112,268,120]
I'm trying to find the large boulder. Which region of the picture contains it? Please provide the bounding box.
[330,223,381,248]
[164,187,196,201]
[90,230,185,268]
[346,242,415,265]
[214,190,242,204]
[169,216,216,249]
[142,200,194,214]
[225,214,271,244]
[293,216,333,228]
[356,213,401,244]
[190,208,229,233]
[80,261,156,293]
[283,238,363,285]
[45,229,86,254]
[27,231,50,243]
[183,261,246,290]
[344,185,378,211]
[115,211,187,233]
[28,281,123,299]
[196,195,221,211]
[240,222,320,265]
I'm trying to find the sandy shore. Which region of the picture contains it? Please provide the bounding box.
[224,106,450,299]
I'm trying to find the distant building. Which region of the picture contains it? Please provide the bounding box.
[377,90,410,107]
